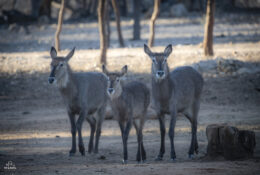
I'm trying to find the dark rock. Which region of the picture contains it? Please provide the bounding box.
[98,155,106,160]
[217,58,244,74]
[22,111,30,115]
[206,124,256,160]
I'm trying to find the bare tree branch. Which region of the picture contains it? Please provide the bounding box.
[105,0,110,48]
[98,0,107,65]
[148,0,160,47]
[55,0,65,51]
[133,0,141,40]
[111,0,124,47]
[203,0,215,56]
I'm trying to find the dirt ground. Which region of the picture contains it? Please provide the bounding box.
[0,12,260,175]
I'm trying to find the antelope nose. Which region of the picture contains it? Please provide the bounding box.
[157,71,165,77]
[48,77,55,84]
[108,88,114,94]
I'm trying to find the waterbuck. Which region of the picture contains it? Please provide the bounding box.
[48,47,107,156]
[144,44,204,160]
[102,65,150,164]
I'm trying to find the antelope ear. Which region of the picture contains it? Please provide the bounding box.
[102,64,109,74]
[65,47,75,62]
[144,44,153,58]
[121,65,128,76]
[164,44,172,58]
[50,46,57,59]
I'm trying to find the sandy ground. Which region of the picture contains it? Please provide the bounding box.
[0,12,260,174]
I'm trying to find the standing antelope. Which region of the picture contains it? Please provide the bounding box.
[102,65,150,164]
[144,44,204,161]
[48,47,107,156]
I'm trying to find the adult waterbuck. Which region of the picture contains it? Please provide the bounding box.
[144,44,204,160]
[48,47,107,156]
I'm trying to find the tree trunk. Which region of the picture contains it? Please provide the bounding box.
[82,0,87,9]
[133,0,140,40]
[112,0,124,47]
[203,0,215,56]
[55,0,65,51]
[105,0,110,48]
[98,0,107,65]
[148,0,160,47]
[120,0,127,17]
[31,0,51,19]
[206,124,256,160]
[31,0,40,18]
[85,0,92,14]
[90,0,98,16]
[41,0,52,18]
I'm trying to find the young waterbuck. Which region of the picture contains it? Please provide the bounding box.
[48,47,107,156]
[144,44,204,160]
[102,65,150,164]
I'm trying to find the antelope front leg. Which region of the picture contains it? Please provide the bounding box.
[68,111,76,156]
[136,118,146,162]
[169,110,177,161]
[137,128,146,162]
[118,121,125,162]
[156,114,165,161]
[140,119,146,162]
[76,111,86,156]
[133,121,141,162]
[94,106,105,153]
[188,120,198,158]
[189,100,200,157]
[86,116,96,153]
[122,119,132,164]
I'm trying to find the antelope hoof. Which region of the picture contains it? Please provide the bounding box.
[79,146,85,156]
[94,149,98,154]
[170,158,176,162]
[80,151,85,156]
[69,149,76,156]
[88,147,93,154]
[189,154,195,159]
[69,152,75,157]
[137,159,145,164]
[155,156,163,161]
[122,159,128,164]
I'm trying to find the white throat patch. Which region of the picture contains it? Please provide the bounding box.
[155,75,165,82]
[108,87,122,101]
[57,73,69,88]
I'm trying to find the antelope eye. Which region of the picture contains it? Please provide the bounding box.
[60,63,63,67]
[116,78,120,82]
